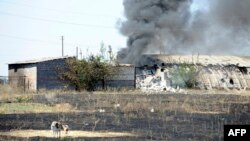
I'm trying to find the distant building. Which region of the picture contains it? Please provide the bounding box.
[8,56,74,91]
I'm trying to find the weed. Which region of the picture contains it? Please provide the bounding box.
[14,96,32,103]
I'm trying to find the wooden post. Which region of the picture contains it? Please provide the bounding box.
[23,76,26,92]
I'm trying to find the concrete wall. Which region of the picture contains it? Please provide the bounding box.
[8,64,37,90]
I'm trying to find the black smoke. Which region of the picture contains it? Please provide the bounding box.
[118,0,250,64]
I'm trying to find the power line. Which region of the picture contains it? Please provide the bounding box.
[0,33,99,47]
[0,11,115,29]
[0,0,119,18]
[0,33,58,44]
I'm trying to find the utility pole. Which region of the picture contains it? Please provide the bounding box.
[108,45,112,62]
[76,46,78,60]
[80,49,82,60]
[61,36,64,56]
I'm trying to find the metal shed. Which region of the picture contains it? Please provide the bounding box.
[8,56,74,91]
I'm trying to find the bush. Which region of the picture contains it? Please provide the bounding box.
[170,63,199,88]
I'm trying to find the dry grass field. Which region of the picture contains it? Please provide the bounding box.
[0,85,250,140]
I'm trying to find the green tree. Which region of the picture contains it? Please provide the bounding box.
[58,56,117,91]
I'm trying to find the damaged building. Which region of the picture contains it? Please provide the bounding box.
[136,55,250,91]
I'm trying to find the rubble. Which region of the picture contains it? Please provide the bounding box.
[136,68,187,94]
[150,108,155,113]
[98,109,105,113]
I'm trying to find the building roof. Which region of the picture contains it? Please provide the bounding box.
[143,55,250,67]
[8,56,74,65]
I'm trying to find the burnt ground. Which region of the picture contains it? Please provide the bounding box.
[0,93,250,141]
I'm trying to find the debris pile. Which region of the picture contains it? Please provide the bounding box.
[136,67,186,94]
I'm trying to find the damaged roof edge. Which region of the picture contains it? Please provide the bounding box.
[142,54,250,67]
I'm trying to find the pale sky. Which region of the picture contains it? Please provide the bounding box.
[0,0,206,76]
[0,0,126,76]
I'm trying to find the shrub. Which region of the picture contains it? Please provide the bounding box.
[14,96,32,103]
[170,63,199,88]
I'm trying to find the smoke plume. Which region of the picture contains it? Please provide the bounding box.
[118,0,250,64]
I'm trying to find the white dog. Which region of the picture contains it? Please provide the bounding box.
[51,121,62,138]
[51,121,70,137]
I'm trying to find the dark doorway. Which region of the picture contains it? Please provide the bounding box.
[229,78,234,85]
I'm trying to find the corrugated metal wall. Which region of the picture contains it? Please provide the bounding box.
[198,66,250,89]
[37,59,73,90]
[104,66,135,88]
[8,58,136,90]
